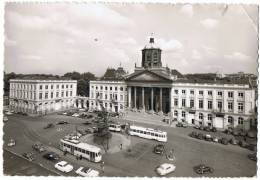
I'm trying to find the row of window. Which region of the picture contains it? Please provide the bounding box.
[130,129,166,138]
[39,91,73,100]
[10,83,36,90]
[91,92,126,101]
[39,84,73,90]
[174,111,244,125]
[174,89,244,98]
[90,101,124,110]
[91,85,127,92]
[174,98,244,112]
[62,143,98,156]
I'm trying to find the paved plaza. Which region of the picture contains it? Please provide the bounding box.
[3,112,257,177]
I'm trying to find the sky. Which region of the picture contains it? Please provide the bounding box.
[4,3,259,77]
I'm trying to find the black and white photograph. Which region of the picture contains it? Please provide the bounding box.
[2,0,259,178]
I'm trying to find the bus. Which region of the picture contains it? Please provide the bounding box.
[128,125,167,142]
[60,139,102,163]
[108,124,121,132]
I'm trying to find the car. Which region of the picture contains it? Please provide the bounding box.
[247,131,256,138]
[248,152,257,161]
[239,140,249,148]
[85,128,95,134]
[57,121,69,125]
[197,133,204,140]
[239,131,247,137]
[199,126,204,131]
[32,142,46,152]
[72,113,80,117]
[154,144,165,155]
[211,127,217,132]
[176,122,183,127]
[182,123,188,128]
[203,126,211,132]
[5,111,13,115]
[44,123,54,129]
[62,112,68,115]
[220,138,229,145]
[156,163,176,176]
[225,127,233,134]
[189,131,198,138]
[193,164,214,174]
[205,134,212,141]
[22,152,35,161]
[194,125,200,129]
[75,167,99,177]
[82,120,92,125]
[229,138,238,145]
[86,114,94,119]
[3,116,8,122]
[248,143,257,151]
[43,152,60,161]
[212,136,219,143]
[7,138,16,147]
[54,161,73,173]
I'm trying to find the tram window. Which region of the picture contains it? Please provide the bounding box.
[147,132,150,135]
[82,150,85,153]
[96,153,98,157]
[151,133,154,136]
[75,147,78,151]
[67,144,70,148]
[140,131,143,134]
[86,151,89,155]
[155,134,158,137]
[144,131,147,134]
[136,130,139,133]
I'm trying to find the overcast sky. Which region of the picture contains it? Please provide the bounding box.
[4,3,259,77]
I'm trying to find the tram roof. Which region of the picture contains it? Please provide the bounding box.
[61,139,101,152]
[129,125,166,134]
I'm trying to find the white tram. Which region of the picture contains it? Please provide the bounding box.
[128,125,167,142]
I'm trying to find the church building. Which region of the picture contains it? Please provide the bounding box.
[89,37,256,131]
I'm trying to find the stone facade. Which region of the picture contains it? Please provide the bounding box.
[9,79,77,115]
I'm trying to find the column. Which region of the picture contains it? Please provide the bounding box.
[142,87,145,111]
[134,86,137,109]
[128,86,132,108]
[151,87,154,112]
[159,88,163,115]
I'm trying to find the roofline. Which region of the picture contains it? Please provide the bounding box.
[10,79,77,83]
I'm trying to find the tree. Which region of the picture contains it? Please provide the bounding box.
[63,71,81,80]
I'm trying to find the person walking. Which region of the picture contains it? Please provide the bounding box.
[120,143,123,150]
[100,161,105,173]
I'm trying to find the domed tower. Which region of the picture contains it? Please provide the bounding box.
[141,36,162,68]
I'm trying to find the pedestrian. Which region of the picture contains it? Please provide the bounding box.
[80,155,82,160]
[64,151,67,156]
[120,143,123,150]
[76,155,79,160]
[100,161,105,173]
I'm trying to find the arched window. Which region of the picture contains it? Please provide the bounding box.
[238,117,244,125]
[199,113,204,120]
[228,116,233,124]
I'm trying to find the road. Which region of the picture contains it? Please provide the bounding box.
[3,113,257,177]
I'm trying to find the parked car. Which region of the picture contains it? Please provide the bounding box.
[239,131,247,137]
[212,136,219,143]
[224,127,233,134]
[204,126,211,132]
[176,122,183,127]
[189,131,198,138]
[220,138,229,145]
[211,127,217,132]
[194,125,200,129]
[22,152,35,161]
[193,164,214,174]
[54,161,73,173]
[232,130,240,136]
[247,131,256,138]
[5,111,13,115]
[57,121,69,125]
[153,144,165,155]
[248,143,257,151]
[199,126,204,131]
[43,152,60,161]
[7,138,16,147]
[197,133,204,140]
[32,142,46,152]
[86,114,94,119]
[205,134,212,141]
[182,123,188,128]
[239,140,249,148]
[75,167,99,177]
[3,116,8,122]
[156,163,176,176]
[248,152,257,161]
[72,113,80,117]
[44,123,54,129]
[229,138,238,145]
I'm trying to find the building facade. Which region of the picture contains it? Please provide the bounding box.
[9,79,77,115]
[89,37,256,130]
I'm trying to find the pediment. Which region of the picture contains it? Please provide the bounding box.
[127,71,172,82]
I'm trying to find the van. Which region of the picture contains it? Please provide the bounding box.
[108,124,121,132]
